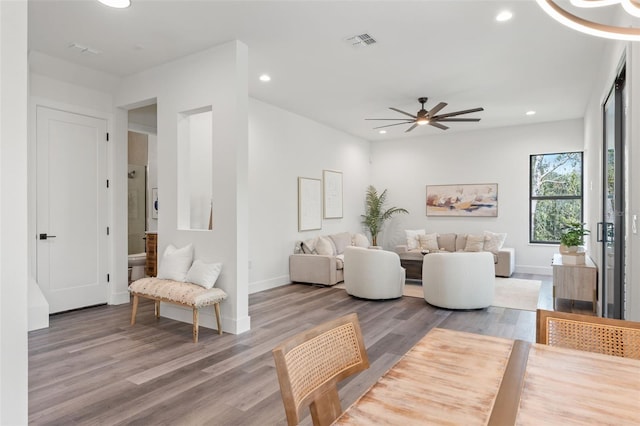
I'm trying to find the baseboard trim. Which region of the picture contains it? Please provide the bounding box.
[516,265,552,275]
[161,304,251,335]
[249,275,290,294]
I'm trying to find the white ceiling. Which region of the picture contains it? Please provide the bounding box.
[28,0,614,140]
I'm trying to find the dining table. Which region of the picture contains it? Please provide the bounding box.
[334,327,640,425]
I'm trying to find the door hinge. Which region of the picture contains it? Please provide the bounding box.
[106,179,110,188]
[107,274,110,282]
[106,226,110,235]
[106,132,109,141]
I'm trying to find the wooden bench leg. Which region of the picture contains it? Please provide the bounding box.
[154,300,160,318]
[193,307,199,343]
[131,294,139,326]
[214,303,223,335]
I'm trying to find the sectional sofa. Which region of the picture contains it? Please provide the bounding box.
[394,231,515,278]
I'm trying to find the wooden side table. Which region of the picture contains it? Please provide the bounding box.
[552,253,597,313]
[145,232,157,277]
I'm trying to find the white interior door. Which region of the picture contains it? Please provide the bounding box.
[36,106,108,313]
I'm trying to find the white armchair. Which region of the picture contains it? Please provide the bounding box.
[343,247,405,300]
[422,252,494,309]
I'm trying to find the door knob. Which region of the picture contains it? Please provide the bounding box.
[39,233,57,240]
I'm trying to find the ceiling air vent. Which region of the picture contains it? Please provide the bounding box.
[345,33,377,48]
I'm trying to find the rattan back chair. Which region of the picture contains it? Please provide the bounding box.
[272,313,370,426]
[536,309,640,359]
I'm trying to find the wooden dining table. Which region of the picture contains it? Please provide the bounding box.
[334,328,640,425]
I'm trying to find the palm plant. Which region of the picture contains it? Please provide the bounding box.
[361,185,408,246]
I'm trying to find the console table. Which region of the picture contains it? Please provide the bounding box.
[552,253,597,313]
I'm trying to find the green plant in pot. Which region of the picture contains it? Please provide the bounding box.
[559,221,590,253]
[361,185,408,246]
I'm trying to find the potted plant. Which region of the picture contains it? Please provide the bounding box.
[559,221,590,253]
[361,185,408,246]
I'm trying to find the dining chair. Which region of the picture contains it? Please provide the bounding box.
[536,309,640,359]
[272,313,370,426]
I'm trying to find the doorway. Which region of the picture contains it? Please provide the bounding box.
[600,65,626,319]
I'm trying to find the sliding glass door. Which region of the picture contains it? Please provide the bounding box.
[600,65,625,319]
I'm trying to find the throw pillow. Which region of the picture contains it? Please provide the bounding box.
[484,231,507,254]
[437,233,457,252]
[301,237,318,254]
[464,234,485,252]
[418,233,439,251]
[352,233,370,248]
[329,232,352,255]
[455,233,468,252]
[185,260,222,289]
[157,243,193,282]
[315,236,335,256]
[405,229,425,250]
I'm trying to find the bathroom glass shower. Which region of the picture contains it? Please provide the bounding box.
[128,164,147,254]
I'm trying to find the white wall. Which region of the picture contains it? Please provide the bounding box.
[248,98,371,293]
[370,119,585,275]
[0,1,29,423]
[115,41,250,333]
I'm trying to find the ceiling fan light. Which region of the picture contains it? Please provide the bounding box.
[416,117,429,125]
[98,0,131,8]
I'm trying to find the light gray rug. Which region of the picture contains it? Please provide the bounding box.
[336,277,541,311]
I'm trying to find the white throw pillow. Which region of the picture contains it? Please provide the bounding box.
[418,233,439,251]
[157,243,193,282]
[185,260,222,289]
[352,233,370,248]
[405,229,425,250]
[315,236,335,256]
[484,231,507,254]
[464,234,485,252]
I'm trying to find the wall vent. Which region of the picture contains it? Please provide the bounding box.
[345,33,377,48]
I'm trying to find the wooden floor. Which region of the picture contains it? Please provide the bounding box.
[28,273,588,425]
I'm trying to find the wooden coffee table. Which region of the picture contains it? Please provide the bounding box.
[400,257,424,280]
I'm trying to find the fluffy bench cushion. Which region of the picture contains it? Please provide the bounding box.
[129,277,227,308]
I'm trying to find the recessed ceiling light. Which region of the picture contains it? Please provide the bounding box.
[526,110,536,116]
[259,74,271,82]
[98,0,131,8]
[378,130,387,134]
[496,10,513,22]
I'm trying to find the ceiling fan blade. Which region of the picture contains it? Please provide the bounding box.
[373,121,414,130]
[365,118,416,121]
[404,123,419,133]
[389,107,417,119]
[427,102,447,117]
[433,107,484,120]
[429,122,449,130]
[437,118,481,122]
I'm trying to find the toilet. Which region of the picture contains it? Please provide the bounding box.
[128,252,147,282]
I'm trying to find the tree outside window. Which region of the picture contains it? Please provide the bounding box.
[529,152,583,243]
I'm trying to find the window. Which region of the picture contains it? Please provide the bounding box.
[529,152,583,243]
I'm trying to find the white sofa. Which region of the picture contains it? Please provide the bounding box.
[289,232,370,286]
[395,231,515,277]
[343,247,405,300]
[422,252,495,309]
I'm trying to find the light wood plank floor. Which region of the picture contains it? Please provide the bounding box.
[29,273,585,425]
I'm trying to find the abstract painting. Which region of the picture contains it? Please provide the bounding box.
[426,183,498,217]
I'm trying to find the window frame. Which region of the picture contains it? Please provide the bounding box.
[529,151,584,244]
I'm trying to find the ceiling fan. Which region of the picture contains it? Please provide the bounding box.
[366,97,484,132]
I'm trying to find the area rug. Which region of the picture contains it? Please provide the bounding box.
[335,277,541,311]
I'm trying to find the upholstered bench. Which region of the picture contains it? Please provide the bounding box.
[129,277,227,343]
